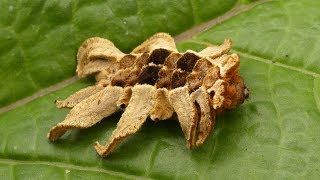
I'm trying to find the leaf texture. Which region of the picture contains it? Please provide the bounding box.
[0,0,237,107]
[1,0,320,179]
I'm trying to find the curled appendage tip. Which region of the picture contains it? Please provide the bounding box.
[48,32,248,158]
[47,125,68,141]
[94,142,109,157]
[94,85,156,157]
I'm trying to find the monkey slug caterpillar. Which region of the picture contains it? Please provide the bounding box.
[47,33,249,157]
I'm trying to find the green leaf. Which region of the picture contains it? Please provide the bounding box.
[1,0,320,179]
[0,0,238,107]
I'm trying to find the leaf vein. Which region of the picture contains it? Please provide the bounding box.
[0,76,79,114]
[174,0,272,42]
[235,50,320,78]
[313,78,320,114]
[0,158,153,179]
[144,141,161,176]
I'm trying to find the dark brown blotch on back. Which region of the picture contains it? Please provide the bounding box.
[126,68,141,86]
[135,53,150,68]
[138,65,162,85]
[149,48,171,65]
[156,68,173,88]
[119,54,136,69]
[171,70,188,88]
[177,52,200,72]
[164,53,182,69]
[202,66,221,89]
[193,58,212,74]
[111,69,131,87]
[187,72,203,91]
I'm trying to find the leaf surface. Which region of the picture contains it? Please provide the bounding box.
[0,0,237,107]
[1,0,320,179]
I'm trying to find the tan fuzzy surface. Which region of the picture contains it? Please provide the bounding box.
[169,86,198,149]
[190,86,215,146]
[198,39,232,58]
[48,32,248,157]
[77,37,125,77]
[116,87,132,109]
[150,88,174,121]
[48,86,123,141]
[55,84,105,108]
[131,33,177,53]
[95,85,156,157]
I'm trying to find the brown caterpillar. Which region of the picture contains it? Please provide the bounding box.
[47,33,249,157]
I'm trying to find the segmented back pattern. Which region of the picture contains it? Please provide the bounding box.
[48,33,248,157]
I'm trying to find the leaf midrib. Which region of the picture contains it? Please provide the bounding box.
[235,50,320,78]
[188,40,320,78]
[1,41,318,117]
[0,77,79,114]
[0,0,270,114]
[174,0,272,42]
[1,39,318,116]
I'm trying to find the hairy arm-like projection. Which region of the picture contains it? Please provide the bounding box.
[48,33,249,157]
